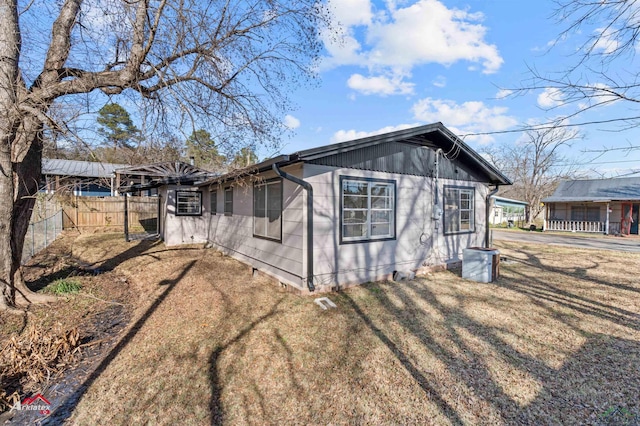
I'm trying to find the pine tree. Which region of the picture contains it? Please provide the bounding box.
[96,103,141,162]
[185,130,224,170]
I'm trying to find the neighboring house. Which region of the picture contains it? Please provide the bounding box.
[542,177,640,235]
[148,123,510,292]
[42,159,129,196]
[490,196,528,226]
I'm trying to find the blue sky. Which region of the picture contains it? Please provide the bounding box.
[277,0,640,178]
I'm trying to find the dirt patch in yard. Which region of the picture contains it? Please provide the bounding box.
[2,235,640,425]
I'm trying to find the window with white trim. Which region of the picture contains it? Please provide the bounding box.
[253,179,282,241]
[176,191,202,216]
[444,186,474,234]
[341,177,395,243]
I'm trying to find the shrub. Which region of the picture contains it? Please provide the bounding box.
[45,279,82,294]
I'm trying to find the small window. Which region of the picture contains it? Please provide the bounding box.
[176,191,202,216]
[253,179,283,241]
[224,187,233,216]
[210,190,217,215]
[444,186,475,234]
[341,177,395,243]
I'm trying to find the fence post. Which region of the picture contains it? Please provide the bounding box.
[44,214,48,247]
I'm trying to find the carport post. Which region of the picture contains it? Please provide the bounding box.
[605,202,610,235]
[124,193,129,242]
[157,195,161,235]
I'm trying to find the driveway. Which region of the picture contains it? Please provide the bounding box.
[493,229,640,253]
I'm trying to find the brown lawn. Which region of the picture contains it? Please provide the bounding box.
[2,233,640,425]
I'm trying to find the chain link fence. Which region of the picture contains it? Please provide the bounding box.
[21,197,64,264]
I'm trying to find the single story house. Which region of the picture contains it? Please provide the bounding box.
[42,158,129,196]
[152,123,511,292]
[542,176,640,235]
[490,196,528,226]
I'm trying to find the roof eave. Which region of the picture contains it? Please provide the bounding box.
[196,155,299,187]
[294,122,511,186]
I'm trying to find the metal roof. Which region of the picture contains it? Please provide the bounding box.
[543,177,640,202]
[116,161,213,178]
[117,161,217,193]
[198,123,511,186]
[42,159,129,178]
[491,195,528,207]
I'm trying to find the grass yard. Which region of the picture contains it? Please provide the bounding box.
[2,233,640,425]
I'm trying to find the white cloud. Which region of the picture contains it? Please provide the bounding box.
[495,88,513,99]
[320,0,372,70]
[593,27,620,54]
[411,97,517,143]
[347,73,415,96]
[323,0,503,76]
[327,0,372,27]
[284,114,301,129]
[537,87,565,109]
[368,0,502,73]
[331,123,419,143]
[583,83,621,107]
[432,75,447,88]
[539,83,619,111]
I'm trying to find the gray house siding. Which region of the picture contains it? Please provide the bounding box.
[203,165,306,288]
[161,185,209,245]
[161,163,488,290]
[304,163,487,287]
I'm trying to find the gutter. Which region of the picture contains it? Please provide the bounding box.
[272,158,315,292]
[485,185,500,248]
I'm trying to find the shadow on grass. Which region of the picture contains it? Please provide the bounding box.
[343,258,640,424]
[507,246,640,295]
[208,298,284,425]
[501,248,640,330]
[25,238,204,293]
[42,259,198,425]
[342,293,465,425]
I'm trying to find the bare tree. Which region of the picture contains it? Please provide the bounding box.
[484,127,582,224]
[0,0,327,311]
[516,1,640,129]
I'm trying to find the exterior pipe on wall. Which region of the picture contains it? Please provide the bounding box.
[272,160,315,292]
[485,185,500,248]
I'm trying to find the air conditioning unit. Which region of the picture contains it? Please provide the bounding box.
[462,247,500,283]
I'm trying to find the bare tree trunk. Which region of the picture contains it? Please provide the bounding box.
[0,148,16,309]
[0,0,55,309]
[12,119,56,305]
[0,0,20,310]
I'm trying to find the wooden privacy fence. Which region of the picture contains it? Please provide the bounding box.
[61,195,159,232]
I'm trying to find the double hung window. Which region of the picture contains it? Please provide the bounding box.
[341,177,395,243]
